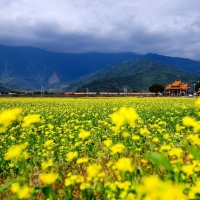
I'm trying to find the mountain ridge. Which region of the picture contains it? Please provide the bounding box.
[0,44,200,92]
[76,59,200,92]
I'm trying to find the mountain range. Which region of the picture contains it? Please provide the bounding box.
[0,44,200,92]
[74,60,200,92]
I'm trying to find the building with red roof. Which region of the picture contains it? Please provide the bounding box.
[165,80,190,96]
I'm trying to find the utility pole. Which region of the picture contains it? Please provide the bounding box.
[41,85,44,98]
[124,87,127,96]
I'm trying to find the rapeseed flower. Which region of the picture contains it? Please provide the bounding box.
[110,107,138,131]
[22,114,41,127]
[115,181,131,190]
[103,139,112,147]
[160,144,171,152]
[122,131,130,138]
[65,175,84,187]
[11,183,34,199]
[140,127,150,135]
[87,164,102,178]
[182,116,200,133]
[188,179,200,199]
[114,158,134,172]
[17,185,34,199]
[66,151,78,162]
[152,137,159,143]
[132,134,140,140]
[186,134,200,146]
[168,147,183,158]
[137,176,187,200]
[41,158,54,170]
[110,143,125,154]
[0,108,22,127]
[40,173,58,185]
[80,182,90,190]
[44,139,54,147]
[176,124,184,132]
[76,157,89,164]
[195,98,200,108]
[11,182,20,193]
[181,164,194,177]
[78,130,90,139]
[4,144,28,160]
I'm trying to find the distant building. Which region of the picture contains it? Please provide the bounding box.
[165,80,190,96]
[197,88,200,96]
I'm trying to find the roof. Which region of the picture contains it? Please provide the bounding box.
[165,80,190,90]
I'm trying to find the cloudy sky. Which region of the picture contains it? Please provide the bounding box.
[1,0,200,59]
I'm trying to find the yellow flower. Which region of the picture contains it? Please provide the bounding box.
[182,116,196,127]
[132,134,140,140]
[65,174,84,187]
[76,157,89,164]
[188,179,200,199]
[40,173,58,185]
[87,164,102,178]
[140,127,150,135]
[11,183,34,199]
[103,139,112,147]
[160,145,171,152]
[114,158,134,172]
[4,144,28,160]
[44,139,54,147]
[137,176,187,200]
[115,181,131,190]
[9,163,14,168]
[122,131,130,138]
[176,124,183,132]
[0,108,22,127]
[195,98,200,108]
[76,175,84,183]
[78,130,90,139]
[17,185,34,199]
[4,145,22,160]
[110,143,125,154]
[163,133,170,139]
[187,134,200,146]
[152,137,159,143]
[66,151,78,162]
[181,164,194,177]
[22,151,29,159]
[141,159,148,164]
[80,182,90,190]
[110,107,139,131]
[119,191,127,199]
[168,148,183,159]
[41,158,54,170]
[182,116,200,133]
[65,175,77,186]
[22,114,41,127]
[65,177,73,187]
[11,182,20,193]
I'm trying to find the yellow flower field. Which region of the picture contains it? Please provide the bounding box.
[0,97,200,199]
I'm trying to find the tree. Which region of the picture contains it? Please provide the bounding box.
[149,84,164,93]
[195,82,200,92]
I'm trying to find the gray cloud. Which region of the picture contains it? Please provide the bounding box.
[0,0,200,59]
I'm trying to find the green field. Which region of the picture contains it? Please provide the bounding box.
[0,97,200,199]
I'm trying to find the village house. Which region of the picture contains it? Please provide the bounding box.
[165,80,190,96]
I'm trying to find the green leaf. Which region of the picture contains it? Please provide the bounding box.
[145,152,172,171]
[42,186,55,200]
[0,178,24,193]
[188,146,200,160]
